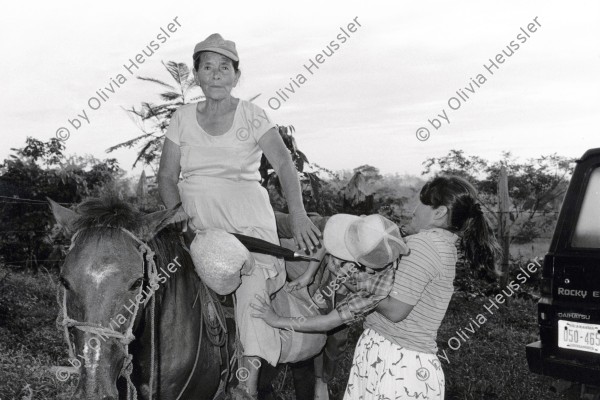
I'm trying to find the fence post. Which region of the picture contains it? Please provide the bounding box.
[497,166,511,287]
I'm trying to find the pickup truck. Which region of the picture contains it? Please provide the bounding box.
[526,148,600,387]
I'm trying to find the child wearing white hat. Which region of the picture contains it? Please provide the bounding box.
[251,213,409,331]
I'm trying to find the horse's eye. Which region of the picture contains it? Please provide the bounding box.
[59,276,71,291]
[129,278,143,291]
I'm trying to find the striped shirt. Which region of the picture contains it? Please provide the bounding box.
[364,228,459,354]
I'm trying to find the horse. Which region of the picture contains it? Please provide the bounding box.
[50,196,232,400]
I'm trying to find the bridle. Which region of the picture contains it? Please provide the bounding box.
[57,225,229,400]
[57,226,160,400]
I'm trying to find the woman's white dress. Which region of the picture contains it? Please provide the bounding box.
[165,100,286,365]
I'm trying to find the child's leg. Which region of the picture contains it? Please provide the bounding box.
[291,358,316,400]
[322,325,350,382]
[314,356,329,400]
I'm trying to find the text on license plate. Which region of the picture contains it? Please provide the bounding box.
[558,320,600,354]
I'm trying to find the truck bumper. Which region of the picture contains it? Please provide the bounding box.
[526,341,600,385]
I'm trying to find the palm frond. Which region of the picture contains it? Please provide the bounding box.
[106,132,158,153]
[137,76,175,90]
[120,105,146,132]
[159,91,183,101]
[140,102,175,120]
[182,77,199,92]
[178,63,190,82]
[133,137,163,167]
[297,150,309,164]
[162,61,188,85]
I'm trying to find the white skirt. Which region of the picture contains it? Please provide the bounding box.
[179,175,286,365]
[344,328,445,400]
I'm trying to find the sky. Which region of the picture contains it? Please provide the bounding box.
[1,0,599,178]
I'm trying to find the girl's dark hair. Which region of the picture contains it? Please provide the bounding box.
[193,51,239,72]
[419,175,502,270]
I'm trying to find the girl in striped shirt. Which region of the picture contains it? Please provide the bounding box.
[344,176,501,400]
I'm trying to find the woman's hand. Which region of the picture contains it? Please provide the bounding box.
[257,130,322,252]
[250,294,283,328]
[289,212,322,253]
[171,207,190,232]
[287,271,314,291]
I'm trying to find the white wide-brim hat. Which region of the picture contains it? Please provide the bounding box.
[323,214,409,269]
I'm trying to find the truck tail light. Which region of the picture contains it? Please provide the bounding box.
[541,277,553,295]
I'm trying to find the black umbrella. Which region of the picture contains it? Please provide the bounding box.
[231,233,320,262]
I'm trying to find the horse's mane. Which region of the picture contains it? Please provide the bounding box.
[73,195,143,232]
[71,195,189,270]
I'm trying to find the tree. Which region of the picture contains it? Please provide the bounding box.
[338,166,418,223]
[353,164,383,182]
[422,149,488,182]
[341,171,374,215]
[422,150,576,243]
[0,138,123,271]
[106,61,202,170]
[260,126,334,215]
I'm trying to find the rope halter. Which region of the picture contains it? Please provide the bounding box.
[58,226,160,400]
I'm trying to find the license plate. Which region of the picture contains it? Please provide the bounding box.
[558,320,600,354]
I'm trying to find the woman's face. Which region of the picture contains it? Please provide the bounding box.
[194,51,240,100]
[410,199,448,232]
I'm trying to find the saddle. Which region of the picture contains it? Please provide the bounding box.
[181,213,329,398]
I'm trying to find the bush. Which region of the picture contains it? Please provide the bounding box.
[0,138,124,272]
[512,220,541,244]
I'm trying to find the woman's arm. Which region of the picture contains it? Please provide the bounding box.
[157,138,188,226]
[258,128,321,251]
[157,138,181,208]
[276,312,343,333]
[250,294,343,332]
[372,236,437,323]
[374,296,414,323]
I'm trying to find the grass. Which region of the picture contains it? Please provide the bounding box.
[0,261,589,400]
[438,293,568,400]
[0,265,76,400]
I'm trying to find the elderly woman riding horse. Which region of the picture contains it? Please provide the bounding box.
[157,33,321,398]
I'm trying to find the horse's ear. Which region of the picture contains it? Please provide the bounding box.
[48,198,80,236]
[138,203,182,241]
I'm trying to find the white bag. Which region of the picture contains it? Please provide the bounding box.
[189,229,254,295]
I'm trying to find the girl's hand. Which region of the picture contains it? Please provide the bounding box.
[250,294,283,328]
[289,212,322,253]
[287,271,314,291]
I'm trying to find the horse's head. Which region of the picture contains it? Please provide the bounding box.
[49,197,179,400]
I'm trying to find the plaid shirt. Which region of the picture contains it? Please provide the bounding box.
[332,259,399,324]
